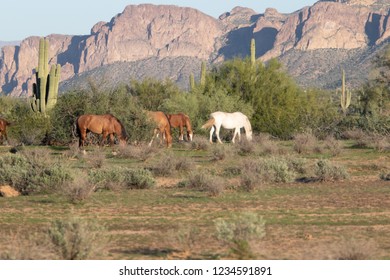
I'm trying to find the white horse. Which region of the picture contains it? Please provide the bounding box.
[201,111,253,143]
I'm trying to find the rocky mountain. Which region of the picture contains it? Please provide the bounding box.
[1,0,390,97]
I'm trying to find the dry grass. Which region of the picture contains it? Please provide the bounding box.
[0,137,390,260]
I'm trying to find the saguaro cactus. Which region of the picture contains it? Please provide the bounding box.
[31,37,61,115]
[189,73,195,91]
[340,69,351,114]
[250,38,256,66]
[200,61,206,87]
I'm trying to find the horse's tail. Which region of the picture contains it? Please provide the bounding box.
[201,118,215,129]
[74,116,81,138]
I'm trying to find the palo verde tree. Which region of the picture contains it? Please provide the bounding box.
[363,44,390,117]
[204,56,324,139]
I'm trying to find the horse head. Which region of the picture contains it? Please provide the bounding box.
[184,115,193,141]
[116,120,128,146]
[244,117,253,141]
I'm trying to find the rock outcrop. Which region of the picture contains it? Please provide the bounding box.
[261,1,390,60]
[1,1,390,95]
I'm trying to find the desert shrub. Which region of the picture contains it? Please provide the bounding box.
[5,101,51,145]
[83,150,106,169]
[293,132,318,154]
[240,170,261,192]
[266,158,296,183]
[370,135,390,152]
[63,142,83,159]
[48,217,106,260]
[223,166,242,178]
[63,177,96,203]
[380,172,390,181]
[215,212,266,259]
[241,157,296,184]
[88,167,155,190]
[183,171,225,196]
[256,134,282,155]
[152,153,195,176]
[191,136,211,151]
[284,156,308,175]
[0,229,54,260]
[235,138,256,155]
[210,144,232,161]
[124,168,155,189]
[0,153,73,195]
[88,168,125,190]
[342,129,366,140]
[324,136,342,156]
[314,159,349,182]
[166,226,201,259]
[115,144,159,161]
[329,238,376,260]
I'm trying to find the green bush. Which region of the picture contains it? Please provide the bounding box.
[151,152,194,176]
[48,217,106,260]
[50,86,155,145]
[380,172,390,181]
[241,157,297,184]
[293,132,318,154]
[183,171,225,196]
[315,159,349,182]
[6,101,51,145]
[124,168,155,189]
[89,167,155,190]
[215,212,266,259]
[0,152,72,195]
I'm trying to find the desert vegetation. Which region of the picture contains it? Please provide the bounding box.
[0,44,389,260]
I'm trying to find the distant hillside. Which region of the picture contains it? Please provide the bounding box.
[1,1,390,96]
[0,41,20,48]
[60,56,203,93]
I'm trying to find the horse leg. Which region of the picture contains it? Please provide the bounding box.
[179,125,184,141]
[101,132,108,147]
[109,134,114,146]
[79,130,87,148]
[232,128,240,143]
[149,128,158,147]
[3,129,8,145]
[209,126,215,143]
[215,125,223,144]
[164,128,172,148]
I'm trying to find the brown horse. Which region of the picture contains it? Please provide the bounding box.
[76,114,128,148]
[147,111,172,148]
[0,117,11,145]
[166,113,193,141]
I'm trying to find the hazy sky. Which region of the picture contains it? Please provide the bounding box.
[1,0,318,41]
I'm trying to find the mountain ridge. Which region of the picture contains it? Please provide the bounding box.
[1,1,390,96]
